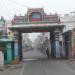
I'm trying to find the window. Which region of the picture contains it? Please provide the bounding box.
[30,12,42,19]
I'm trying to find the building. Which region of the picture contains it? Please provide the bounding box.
[22,33,33,52]
[60,12,75,58]
[34,32,51,55]
[60,12,75,32]
[12,8,60,25]
[0,16,7,38]
[6,20,13,40]
[0,17,14,65]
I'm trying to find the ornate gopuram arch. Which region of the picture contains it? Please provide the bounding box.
[9,8,65,61]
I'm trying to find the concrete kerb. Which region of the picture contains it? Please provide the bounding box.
[0,62,24,71]
[0,65,10,71]
[7,62,24,70]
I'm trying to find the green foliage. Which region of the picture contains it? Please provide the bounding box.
[0,32,2,38]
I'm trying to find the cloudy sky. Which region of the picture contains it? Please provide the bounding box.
[0,0,75,42]
[0,0,75,19]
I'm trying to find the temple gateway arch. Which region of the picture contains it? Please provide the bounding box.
[9,8,64,61]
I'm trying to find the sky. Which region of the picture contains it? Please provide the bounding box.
[0,0,75,19]
[0,0,75,42]
[28,33,40,42]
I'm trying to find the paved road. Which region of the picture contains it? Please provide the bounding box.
[1,50,75,75]
[23,50,47,60]
[1,60,75,75]
[21,59,75,75]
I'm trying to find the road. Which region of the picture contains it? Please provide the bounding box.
[23,49,47,60]
[21,59,75,75]
[1,50,75,75]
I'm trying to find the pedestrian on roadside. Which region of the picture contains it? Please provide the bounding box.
[46,48,50,59]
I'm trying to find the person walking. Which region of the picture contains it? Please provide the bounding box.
[46,48,50,59]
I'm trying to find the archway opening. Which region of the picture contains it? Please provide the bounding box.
[22,32,50,60]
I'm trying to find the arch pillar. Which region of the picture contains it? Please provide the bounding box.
[50,31,56,58]
[54,28,61,58]
[50,28,62,58]
[13,30,22,61]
